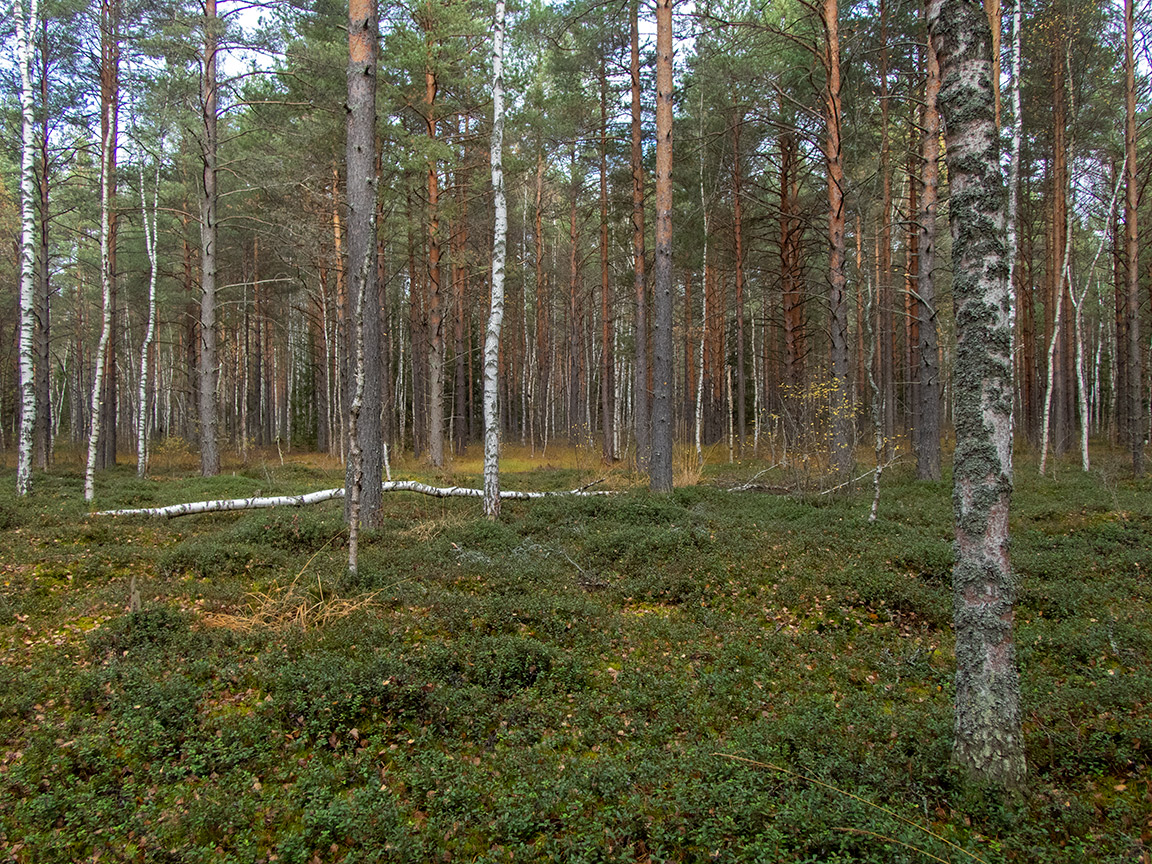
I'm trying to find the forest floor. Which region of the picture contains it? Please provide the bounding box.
[0,443,1150,863]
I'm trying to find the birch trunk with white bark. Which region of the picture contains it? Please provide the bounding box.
[137,156,160,477]
[85,118,115,501]
[483,0,508,520]
[95,481,614,518]
[14,0,39,498]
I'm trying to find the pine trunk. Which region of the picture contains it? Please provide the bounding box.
[198,0,220,476]
[599,55,615,461]
[424,35,445,468]
[1124,0,1143,475]
[917,12,942,481]
[345,0,381,528]
[649,0,674,492]
[631,0,649,471]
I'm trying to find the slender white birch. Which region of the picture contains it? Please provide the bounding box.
[1068,159,1126,472]
[14,0,39,497]
[85,119,116,502]
[483,0,508,520]
[1040,50,1075,476]
[137,152,161,477]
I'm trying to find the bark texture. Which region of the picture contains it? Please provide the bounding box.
[630,0,649,472]
[344,0,381,530]
[649,0,674,492]
[483,0,507,520]
[199,0,220,476]
[1124,0,1142,476]
[15,0,39,497]
[929,0,1026,789]
[823,0,852,477]
[917,14,942,481]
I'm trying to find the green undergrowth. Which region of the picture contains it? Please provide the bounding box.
[0,453,1149,862]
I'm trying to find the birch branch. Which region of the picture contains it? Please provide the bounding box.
[94,481,615,518]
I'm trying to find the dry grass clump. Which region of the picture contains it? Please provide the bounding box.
[203,572,386,633]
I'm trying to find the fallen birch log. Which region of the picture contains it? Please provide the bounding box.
[94,480,611,519]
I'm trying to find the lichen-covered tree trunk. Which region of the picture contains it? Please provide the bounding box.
[649,0,674,493]
[929,0,1026,790]
[14,0,39,497]
[483,0,507,520]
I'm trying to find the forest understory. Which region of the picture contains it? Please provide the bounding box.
[0,443,1149,863]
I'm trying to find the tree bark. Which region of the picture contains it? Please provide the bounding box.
[96,481,615,519]
[423,15,445,467]
[823,0,851,477]
[198,0,220,476]
[929,0,1026,790]
[533,150,550,450]
[85,103,116,501]
[137,156,160,477]
[14,0,39,497]
[599,53,615,461]
[631,0,649,472]
[878,0,894,448]
[1124,0,1143,475]
[33,15,51,471]
[98,0,120,472]
[345,0,381,532]
[483,0,508,520]
[452,117,470,455]
[649,0,674,492]
[917,11,942,481]
[732,111,746,453]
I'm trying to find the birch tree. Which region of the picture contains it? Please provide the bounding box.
[85,111,116,501]
[14,0,39,497]
[483,0,507,520]
[929,0,1026,789]
[136,146,161,477]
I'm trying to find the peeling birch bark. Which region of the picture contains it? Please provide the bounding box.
[14,0,39,497]
[483,0,508,520]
